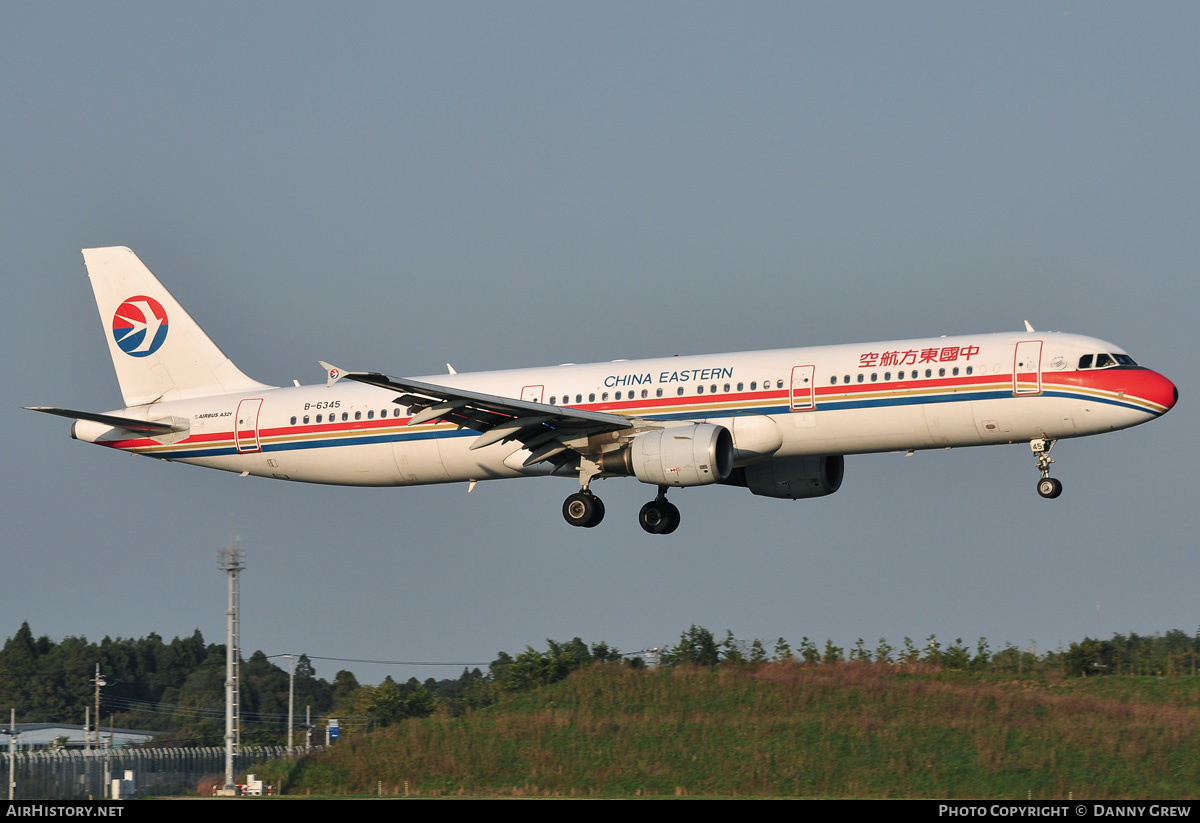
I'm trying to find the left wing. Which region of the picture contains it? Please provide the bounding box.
[319,363,633,467]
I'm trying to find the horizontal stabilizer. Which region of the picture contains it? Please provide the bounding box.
[25,406,187,435]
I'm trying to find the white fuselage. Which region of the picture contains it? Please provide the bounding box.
[74,330,1176,489]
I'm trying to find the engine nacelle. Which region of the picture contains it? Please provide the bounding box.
[724,455,844,499]
[600,423,734,487]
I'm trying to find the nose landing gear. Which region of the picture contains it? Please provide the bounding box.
[1032,438,1063,499]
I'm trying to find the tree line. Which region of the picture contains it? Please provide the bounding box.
[2,621,1198,746]
[661,625,1200,677]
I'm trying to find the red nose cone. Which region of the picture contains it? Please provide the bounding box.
[1143,370,1178,413]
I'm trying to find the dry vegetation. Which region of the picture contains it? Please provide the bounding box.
[276,662,1200,798]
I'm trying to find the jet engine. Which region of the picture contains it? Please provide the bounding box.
[600,423,734,487]
[724,455,844,499]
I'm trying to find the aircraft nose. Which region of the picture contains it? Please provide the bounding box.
[1146,369,1178,414]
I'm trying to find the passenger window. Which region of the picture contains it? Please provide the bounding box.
[697,385,705,394]
[938,368,945,377]
[342,412,349,422]
[589,393,595,402]
[925,369,932,378]
[752,381,758,390]
[723,383,730,393]
[656,388,663,398]
[549,397,556,405]
[737,382,743,391]
[354,411,361,420]
[884,372,891,381]
[843,375,850,384]
[952,367,959,376]
[316,414,322,423]
[677,387,684,396]
[303,415,309,424]
[615,391,621,400]
[368,410,375,419]
[856,374,864,383]
[711,384,717,393]
[290,416,297,425]
[776,380,784,389]
[870,373,878,382]
[965,367,972,375]
[602,392,609,401]
[642,389,648,399]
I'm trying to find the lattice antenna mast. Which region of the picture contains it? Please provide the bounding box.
[218,540,246,793]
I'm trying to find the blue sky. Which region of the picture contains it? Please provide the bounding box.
[3,3,1196,684]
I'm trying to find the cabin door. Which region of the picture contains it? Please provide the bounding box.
[1013,341,1043,396]
[790,365,815,410]
[235,399,264,453]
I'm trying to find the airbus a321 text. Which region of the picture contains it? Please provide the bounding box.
[30,247,1178,534]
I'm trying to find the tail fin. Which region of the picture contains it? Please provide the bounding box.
[83,247,273,406]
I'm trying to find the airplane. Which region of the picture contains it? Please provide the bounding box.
[30,247,1178,535]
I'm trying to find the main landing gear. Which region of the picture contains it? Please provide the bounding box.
[561,459,682,533]
[1031,437,1063,499]
[561,488,682,533]
[563,491,605,528]
[638,488,680,535]
[563,457,606,528]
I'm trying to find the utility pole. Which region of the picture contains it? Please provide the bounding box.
[7,709,15,801]
[285,654,295,754]
[217,541,245,796]
[91,665,105,750]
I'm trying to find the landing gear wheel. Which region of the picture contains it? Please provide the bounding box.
[638,499,681,534]
[1036,477,1063,499]
[659,502,681,534]
[563,492,604,528]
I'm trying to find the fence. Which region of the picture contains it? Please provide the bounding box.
[1,747,297,800]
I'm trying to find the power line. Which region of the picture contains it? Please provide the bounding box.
[272,654,491,667]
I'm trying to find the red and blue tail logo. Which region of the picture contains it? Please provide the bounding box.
[112,296,169,357]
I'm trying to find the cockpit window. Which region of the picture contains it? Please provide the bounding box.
[1080,352,1138,370]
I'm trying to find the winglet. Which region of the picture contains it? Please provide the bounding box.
[1023,320,1035,333]
[319,361,350,388]
[319,362,391,390]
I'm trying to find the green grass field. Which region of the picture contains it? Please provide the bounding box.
[256,662,1200,799]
